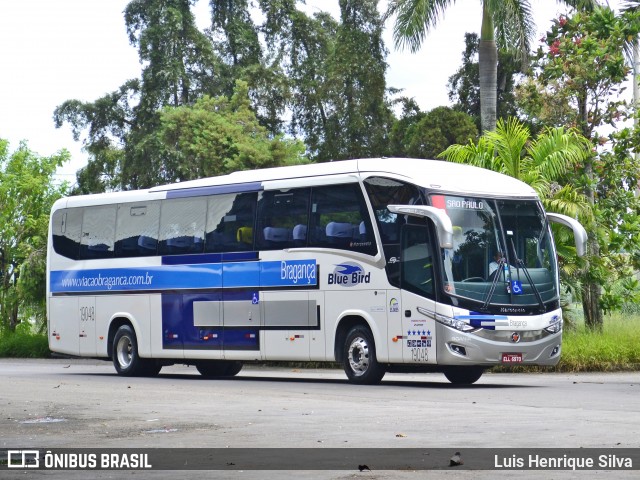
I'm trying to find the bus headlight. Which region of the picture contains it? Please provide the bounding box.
[543,315,562,334]
[417,307,476,332]
[543,322,562,334]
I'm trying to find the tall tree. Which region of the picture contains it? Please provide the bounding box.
[159,80,306,180]
[448,32,523,132]
[318,0,392,160]
[55,0,221,191]
[0,140,69,331]
[440,117,592,220]
[519,5,640,329]
[384,0,597,133]
[390,105,478,158]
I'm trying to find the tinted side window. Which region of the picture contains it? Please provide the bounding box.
[205,192,257,252]
[159,197,207,255]
[115,201,160,257]
[256,189,310,250]
[52,208,83,260]
[79,205,117,260]
[401,225,435,299]
[309,183,377,256]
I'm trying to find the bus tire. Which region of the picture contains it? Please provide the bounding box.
[196,360,243,378]
[112,324,157,377]
[442,366,484,385]
[342,326,385,385]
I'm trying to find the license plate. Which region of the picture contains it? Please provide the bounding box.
[502,353,523,363]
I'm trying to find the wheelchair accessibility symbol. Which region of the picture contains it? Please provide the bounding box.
[511,280,523,295]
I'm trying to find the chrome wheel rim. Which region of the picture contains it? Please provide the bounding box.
[347,336,370,376]
[116,335,133,369]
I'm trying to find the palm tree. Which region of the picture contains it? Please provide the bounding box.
[439,117,593,220]
[440,117,593,309]
[384,0,597,133]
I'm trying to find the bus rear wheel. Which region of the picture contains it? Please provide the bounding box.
[112,325,160,377]
[195,360,243,378]
[442,366,484,385]
[342,326,385,385]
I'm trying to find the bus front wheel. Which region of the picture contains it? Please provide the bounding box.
[442,366,484,385]
[112,325,160,377]
[342,326,385,385]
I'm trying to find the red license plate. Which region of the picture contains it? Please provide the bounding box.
[502,353,523,363]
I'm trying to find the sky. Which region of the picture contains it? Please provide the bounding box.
[0,1,623,185]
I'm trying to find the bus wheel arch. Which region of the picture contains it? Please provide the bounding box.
[109,318,160,377]
[334,315,385,385]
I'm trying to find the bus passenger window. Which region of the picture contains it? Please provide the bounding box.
[205,192,257,252]
[114,201,160,258]
[309,184,377,255]
[256,189,310,250]
[79,205,116,260]
[52,208,83,260]
[159,197,207,255]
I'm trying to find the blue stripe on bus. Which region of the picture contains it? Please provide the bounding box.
[50,259,317,293]
[161,253,223,265]
[161,252,259,265]
[454,314,509,331]
[165,182,262,199]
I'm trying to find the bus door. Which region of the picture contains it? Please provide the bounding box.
[399,224,437,365]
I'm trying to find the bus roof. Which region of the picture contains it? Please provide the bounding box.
[56,158,537,210]
[151,158,537,199]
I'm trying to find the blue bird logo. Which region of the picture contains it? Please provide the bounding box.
[335,264,361,275]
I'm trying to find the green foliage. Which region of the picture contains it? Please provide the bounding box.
[558,313,640,371]
[0,140,69,331]
[440,117,592,218]
[317,0,393,161]
[55,0,223,191]
[159,80,307,180]
[0,323,50,358]
[390,105,478,159]
[56,1,394,190]
[493,313,640,372]
[517,5,640,326]
[384,0,594,132]
[521,6,639,137]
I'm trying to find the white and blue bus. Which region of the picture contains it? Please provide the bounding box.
[47,158,586,384]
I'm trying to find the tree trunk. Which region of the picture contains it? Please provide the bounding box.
[578,91,603,331]
[478,3,497,132]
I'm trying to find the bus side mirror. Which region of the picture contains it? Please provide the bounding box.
[547,213,588,257]
[387,205,453,249]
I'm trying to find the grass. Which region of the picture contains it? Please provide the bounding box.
[0,329,50,358]
[556,312,640,372]
[493,311,640,373]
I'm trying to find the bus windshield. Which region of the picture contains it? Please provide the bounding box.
[430,194,557,312]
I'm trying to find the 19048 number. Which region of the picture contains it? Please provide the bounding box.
[410,348,428,362]
[80,306,95,322]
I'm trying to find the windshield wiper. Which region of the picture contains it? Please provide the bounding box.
[482,257,505,310]
[508,237,546,313]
